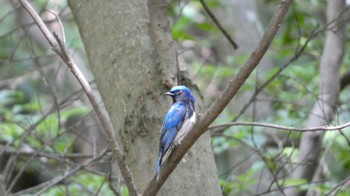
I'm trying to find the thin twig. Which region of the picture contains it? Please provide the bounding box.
[325,175,350,196]
[199,0,238,50]
[47,10,66,46]
[17,0,138,195]
[0,145,100,159]
[209,121,350,132]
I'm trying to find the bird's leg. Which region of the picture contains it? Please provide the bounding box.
[178,135,185,145]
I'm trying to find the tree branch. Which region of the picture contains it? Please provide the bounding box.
[17,0,139,195]
[209,121,350,132]
[142,0,293,195]
[199,0,238,50]
[340,70,350,90]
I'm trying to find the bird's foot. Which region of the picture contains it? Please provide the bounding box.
[178,137,183,145]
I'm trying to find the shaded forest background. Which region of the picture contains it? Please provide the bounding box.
[1,0,350,195]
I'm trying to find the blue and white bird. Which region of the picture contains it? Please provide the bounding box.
[156,86,196,180]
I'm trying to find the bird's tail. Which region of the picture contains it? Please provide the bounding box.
[156,150,163,181]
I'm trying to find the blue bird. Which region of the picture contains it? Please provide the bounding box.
[156,86,196,180]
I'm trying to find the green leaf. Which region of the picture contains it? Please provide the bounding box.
[60,107,90,122]
[195,22,219,33]
[0,123,25,143]
[282,178,308,187]
[172,17,196,41]
[0,90,26,106]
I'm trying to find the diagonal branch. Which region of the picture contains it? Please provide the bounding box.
[142,0,293,195]
[199,0,238,50]
[17,0,139,195]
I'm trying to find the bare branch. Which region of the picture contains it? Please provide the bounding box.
[17,0,60,53]
[17,0,138,195]
[209,121,350,132]
[326,175,350,195]
[199,0,238,50]
[340,70,350,90]
[0,145,100,159]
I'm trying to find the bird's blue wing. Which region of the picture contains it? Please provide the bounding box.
[161,102,187,132]
[160,102,186,152]
[157,102,187,179]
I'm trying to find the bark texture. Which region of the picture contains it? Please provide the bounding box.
[68,0,221,195]
[287,0,346,195]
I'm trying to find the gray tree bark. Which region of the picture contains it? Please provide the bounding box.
[286,0,347,195]
[68,0,221,195]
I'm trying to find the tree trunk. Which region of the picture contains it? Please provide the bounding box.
[68,0,221,195]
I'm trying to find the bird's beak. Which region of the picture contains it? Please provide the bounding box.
[164,92,174,96]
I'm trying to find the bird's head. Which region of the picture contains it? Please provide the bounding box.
[165,86,195,103]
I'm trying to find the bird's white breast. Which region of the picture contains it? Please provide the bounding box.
[174,112,196,145]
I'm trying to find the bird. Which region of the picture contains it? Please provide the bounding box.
[156,85,196,180]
